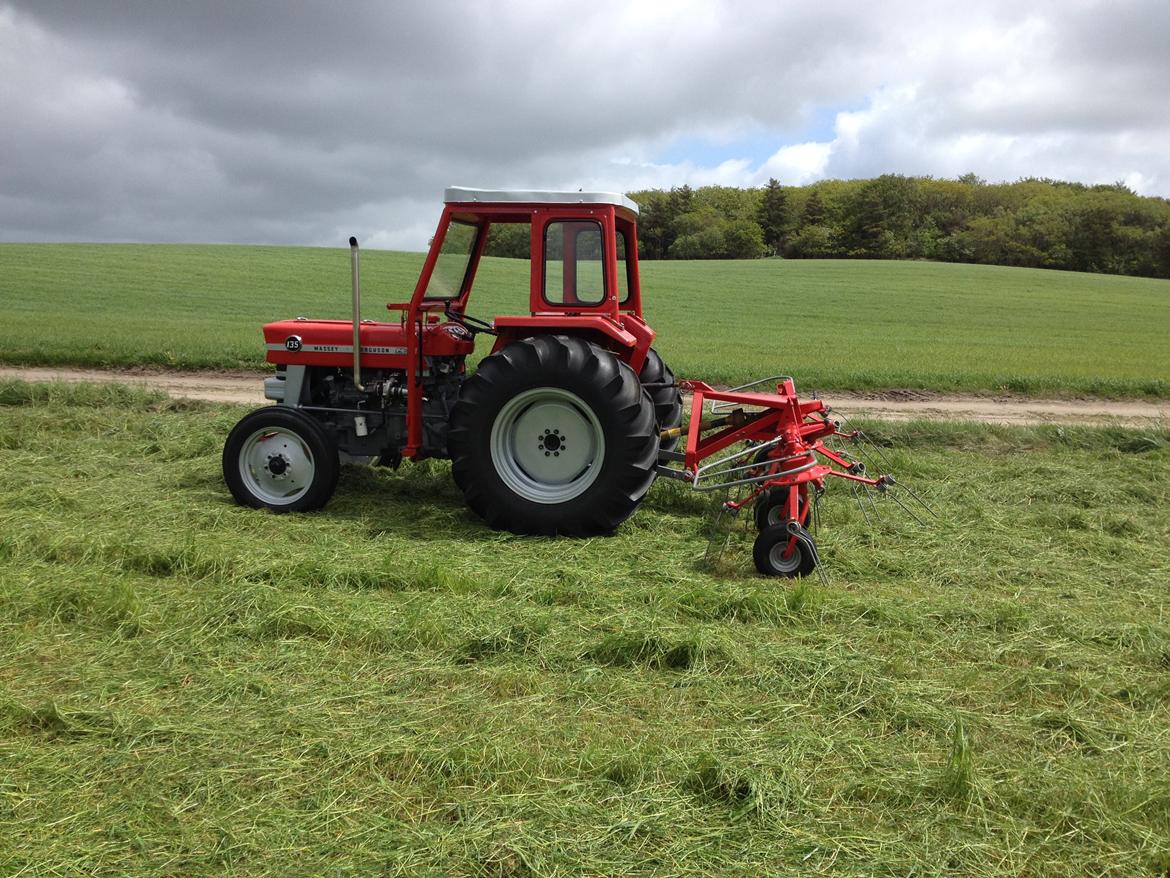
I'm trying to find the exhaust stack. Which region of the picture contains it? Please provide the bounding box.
[349,236,366,391]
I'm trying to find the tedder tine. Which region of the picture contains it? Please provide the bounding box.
[850,481,871,525]
[888,488,928,526]
[901,483,940,519]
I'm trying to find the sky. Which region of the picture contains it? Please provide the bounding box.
[2,0,1168,251]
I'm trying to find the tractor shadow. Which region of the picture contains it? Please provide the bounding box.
[191,457,724,556]
[326,462,532,545]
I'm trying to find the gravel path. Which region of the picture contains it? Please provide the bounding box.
[3,366,1167,425]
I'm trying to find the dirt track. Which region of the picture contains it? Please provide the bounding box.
[3,366,1167,425]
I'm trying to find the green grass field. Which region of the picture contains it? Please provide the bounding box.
[2,381,1169,875]
[1,244,1168,397]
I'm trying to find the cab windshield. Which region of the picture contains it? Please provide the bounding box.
[424,220,479,299]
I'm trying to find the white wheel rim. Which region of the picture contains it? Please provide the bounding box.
[238,426,316,506]
[489,387,605,504]
[767,501,806,527]
[769,539,803,573]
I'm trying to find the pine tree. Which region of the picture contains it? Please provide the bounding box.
[802,190,826,226]
[758,178,790,255]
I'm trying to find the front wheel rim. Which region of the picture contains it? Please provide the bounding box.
[489,387,605,503]
[238,426,316,505]
[768,539,803,574]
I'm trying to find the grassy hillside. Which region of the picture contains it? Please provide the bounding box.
[2,381,1169,874]
[1,244,1168,397]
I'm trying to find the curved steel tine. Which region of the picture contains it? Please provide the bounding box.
[850,481,870,525]
[836,409,937,519]
[901,483,940,518]
[888,488,928,526]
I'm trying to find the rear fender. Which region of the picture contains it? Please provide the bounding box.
[490,315,653,370]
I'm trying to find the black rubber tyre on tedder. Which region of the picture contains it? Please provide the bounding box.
[449,335,660,536]
[753,522,818,578]
[753,486,815,531]
[223,406,340,513]
[638,346,683,450]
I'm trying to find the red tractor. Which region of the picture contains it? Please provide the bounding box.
[224,188,905,576]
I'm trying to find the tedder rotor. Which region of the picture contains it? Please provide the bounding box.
[223,187,926,577]
[656,376,920,577]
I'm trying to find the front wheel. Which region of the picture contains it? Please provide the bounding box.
[223,407,339,512]
[753,522,818,578]
[753,486,812,530]
[449,335,659,536]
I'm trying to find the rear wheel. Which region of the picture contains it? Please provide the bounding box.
[449,335,659,536]
[639,347,682,451]
[223,407,339,512]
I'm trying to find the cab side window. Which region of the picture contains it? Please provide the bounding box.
[543,221,606,306]
[616,230,630,304]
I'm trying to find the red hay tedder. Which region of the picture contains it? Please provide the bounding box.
[223,187,917,577]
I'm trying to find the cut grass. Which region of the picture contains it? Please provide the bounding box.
[2,243,1169,397]
[1,380,1169,875]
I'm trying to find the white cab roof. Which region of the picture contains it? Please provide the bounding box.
[444,186,639,215]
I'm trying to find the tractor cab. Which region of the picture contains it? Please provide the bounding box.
[413,188,654,371]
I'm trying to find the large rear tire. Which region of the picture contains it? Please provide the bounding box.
[449,335,659,536]
[223,407,339,512]
[638,346,683,451]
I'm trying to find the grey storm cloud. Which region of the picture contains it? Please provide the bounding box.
[2,0,1168,249]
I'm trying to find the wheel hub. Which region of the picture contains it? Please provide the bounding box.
[768,538,802,573]
[238,427,316,505]
[490,387,604,504]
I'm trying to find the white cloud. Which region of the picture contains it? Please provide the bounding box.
[759,143,833,185]
[1,0,1168,248]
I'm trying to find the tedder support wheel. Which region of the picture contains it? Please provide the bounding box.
[753,522,819,578]
[223,406,340,513]
[638,346,682,451]
[753,486,811,531]
[449,335,659,536]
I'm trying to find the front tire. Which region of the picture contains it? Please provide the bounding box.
[753,523,818,578]
[753,486,811,530]
[223,407,339,512]
[449,335,659,536]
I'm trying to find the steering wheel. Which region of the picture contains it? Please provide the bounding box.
[444,301,497,336]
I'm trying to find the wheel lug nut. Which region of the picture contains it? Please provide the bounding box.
[544,451,550,456]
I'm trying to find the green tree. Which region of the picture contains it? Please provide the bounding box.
[669,184,695,217]
[844,174,923,258]
[626,176,1170,275]
[784,225,839,258]
[724,219,766,259]
[802,190,827,226]
[483,223,529,259]
[1156,221,1170,278]
[757,178,791,255]
[632,189,673,259]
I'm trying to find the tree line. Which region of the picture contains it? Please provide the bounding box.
[485,175,1170,279]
